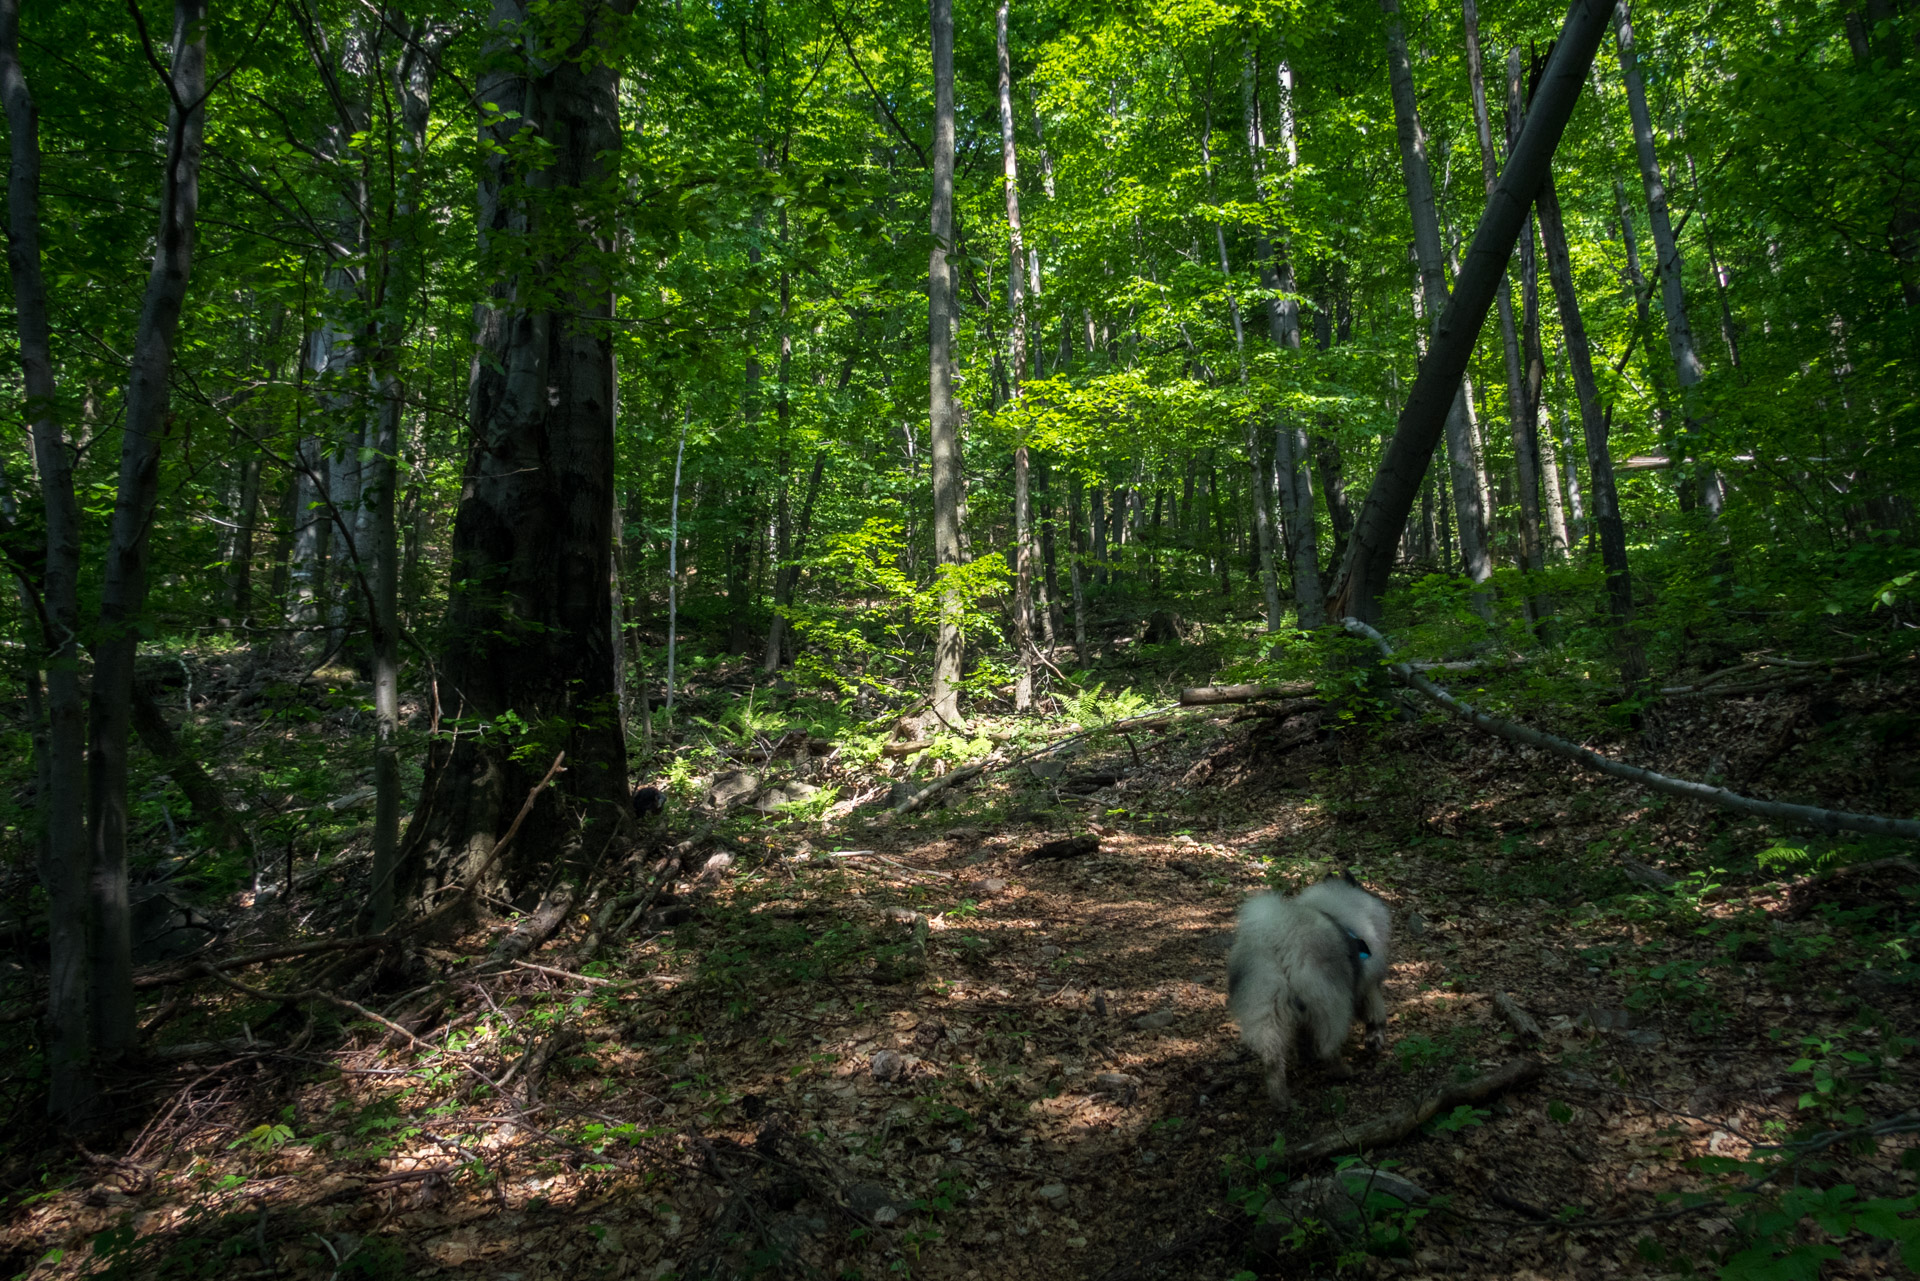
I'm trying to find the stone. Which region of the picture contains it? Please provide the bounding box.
[1094,1072,1136,1089]
[1132,1010,1178,1030]
[1034,1182,1068,1206]
[870,1050,906,1082]
[1405,912,1429,938]
[964,878,1007,897]
[846,1182,900,1218]
[786,781,821,802]
[872,1206,899,1225]
[1264,1166,1430,1245]
[706,769,760,810]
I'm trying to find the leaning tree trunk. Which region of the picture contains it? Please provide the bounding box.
[1329,0,1615,623]
[84,0,208,1058]
[927,0,965,729]
[1380,0,1493,592]
[393,0,631,914]
[1,0,93,1123]
[998,0,1036,709]
[1535,171,1649,689]
[1614,1,1720,514]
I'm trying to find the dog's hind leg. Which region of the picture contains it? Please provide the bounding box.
[1244,1004,1294,1107]
[1309,1000,1356,1078]
[1361,983,1388,1053]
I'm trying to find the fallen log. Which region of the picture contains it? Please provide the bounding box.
[1343,619,1920,843]
[1287,1057,1542,1164]
[1019,834,1100,864]
[1491,991,1543,1042]
[1179,682,1316,706]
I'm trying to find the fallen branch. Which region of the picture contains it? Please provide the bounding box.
[1178,682,1315,706]
[1287,1057,1542,1164]
[1490,992,1543,1042]
[134,936,388,989]
[1343,619,1920,842]
[893,759,991,814]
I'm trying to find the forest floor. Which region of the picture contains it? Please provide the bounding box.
[3,645,1918,1280]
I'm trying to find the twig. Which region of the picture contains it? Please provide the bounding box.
[1286,1057,1543,1164]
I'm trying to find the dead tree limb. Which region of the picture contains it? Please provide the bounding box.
[1288,1057,1543,1164]
[1344,619,1920,842]
[1178,682,1315,705]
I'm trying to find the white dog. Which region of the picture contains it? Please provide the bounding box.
[1226,872,1392,1107]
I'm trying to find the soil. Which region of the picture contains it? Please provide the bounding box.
[3,660,1917,1280]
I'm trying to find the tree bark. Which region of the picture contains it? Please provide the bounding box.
[1380,0,1493,590]
[998,0,1035,709]
[1250,51,1325,627]
[394,0,631,914]
[85,0,209,1058]
[1067,472,1088,663]
[1,0,93,1122]
[1614,1,1721,514]
[1199,69,1282,631]
[1467,9,1546,572]
[1535,172,1648,687]
[763,448,826,671]
[364,21,443,932]
[1328,0,1616,623]
[927,0,964,728]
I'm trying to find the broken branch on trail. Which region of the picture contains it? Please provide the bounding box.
[1287,1057,1543,1164]
[1178,682,1315,705]
[1344,618,1920,842]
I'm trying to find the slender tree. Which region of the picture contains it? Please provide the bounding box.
[1615,0,1721,512]
[1379,0,1494,591]
[926,0,964,728]
[85,0,210,1057]
[1330,0,1617,622]
[998,0,1036,709]
[1,0,92,1122]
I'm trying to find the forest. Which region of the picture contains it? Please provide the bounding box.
[0,0,1916,1275]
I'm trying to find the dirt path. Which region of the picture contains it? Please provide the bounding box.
[5,692,1917,1280]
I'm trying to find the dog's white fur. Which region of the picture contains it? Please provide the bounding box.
[1226,874,1392,1107]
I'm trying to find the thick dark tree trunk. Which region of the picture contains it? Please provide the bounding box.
[1329,0,1615,623]
[395,1,631,913]
[2,0,92,1122]
[85,0,208,1059]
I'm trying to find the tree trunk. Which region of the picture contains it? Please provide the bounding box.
[1466,6,1547,573]
[1614,2,1721,513]
[998,0,1035,709]
[763,449,826,671]
[1380,0,1493,590]
[84,0,208,1057]
[1199,69,1283,630]
[1250,51,1325,627]
[1310,294,1353,574]
[1536,171,1648,688]
[1329,0,1615,623]
[927,0,964,729]
[1067,472,1088,663]
[1,0,94,1122]
[363,24,441,933]
[1036,458,1061,646]
[393,0,630,914]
